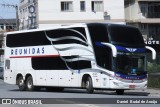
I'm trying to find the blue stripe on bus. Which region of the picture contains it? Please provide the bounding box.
[115,45,146,53]
[95,42,105,47]
[115,72,147,80]
[95,42,146,53]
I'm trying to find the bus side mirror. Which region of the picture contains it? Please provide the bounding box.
[101,42,117,57]
[145,46,156,60]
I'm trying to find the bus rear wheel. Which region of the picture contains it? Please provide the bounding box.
[17,76,26,91]
[26,76,35,91]
[116,89,124,95]
[85,76,94,94]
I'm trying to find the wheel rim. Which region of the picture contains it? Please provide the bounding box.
[27,80,32,89]
[86,80,89,89]
[19,79,24,87]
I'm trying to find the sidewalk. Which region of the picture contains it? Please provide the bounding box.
[146,88,160,97]
[126,88,160,97]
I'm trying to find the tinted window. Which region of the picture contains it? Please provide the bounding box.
[32,56,91,70]
[65,56,92,69]
[6,27,87,47]
[5,60,10,70]
[115,55,146,75]
[108,24,145,47]
[87,23,109,42]
[87,23,112,70]
[45,28,88,46]
[6,31,50,47]
[32,57,67,70]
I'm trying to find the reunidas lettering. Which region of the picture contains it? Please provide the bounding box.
[11,47,45,56]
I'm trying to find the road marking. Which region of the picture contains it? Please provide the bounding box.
[77,104,100,107]
[56,99,101,107]
[149,94,160,97]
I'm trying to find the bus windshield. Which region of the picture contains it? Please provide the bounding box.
[113,54,146,75]
[108,24,145,47]
[87,23,146,72]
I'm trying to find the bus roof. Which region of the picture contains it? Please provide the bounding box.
[5,23,87,35]
[5,23,125,35]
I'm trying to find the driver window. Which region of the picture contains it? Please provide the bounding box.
[5,60,10,69]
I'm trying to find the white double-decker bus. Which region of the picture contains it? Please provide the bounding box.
[4,23,156,95]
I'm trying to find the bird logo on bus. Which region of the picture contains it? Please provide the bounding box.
[126,48,137,52]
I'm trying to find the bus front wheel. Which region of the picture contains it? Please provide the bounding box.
[85,76,94,94]
[17,76,26,91]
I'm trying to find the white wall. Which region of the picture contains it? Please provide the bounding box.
[38,0,124,22]
[38,0,101,21]
[130,1,140,20]
[125,1,141,21]
[19,0,125,29]
[104,0,124,20]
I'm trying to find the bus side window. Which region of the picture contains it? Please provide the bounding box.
[5,60,10,69]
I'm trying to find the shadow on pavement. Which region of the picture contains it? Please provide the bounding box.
[9,88,150,96]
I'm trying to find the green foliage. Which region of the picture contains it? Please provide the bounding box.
[147,63,160,88]
[148,77,160,88]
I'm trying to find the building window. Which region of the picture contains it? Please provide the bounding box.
[0,24,4,30]
[61,1,73,12]
[80,1,85,11]
[91,1,103,12]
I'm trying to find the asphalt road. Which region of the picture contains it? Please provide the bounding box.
[0,79,160,107]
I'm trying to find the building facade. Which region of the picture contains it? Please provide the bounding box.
[125,0,160,69]
[0,19,16,32]
[0,19,16,50]
[125,0,160,51]
[0,19,16,63]
[19,0,125,29]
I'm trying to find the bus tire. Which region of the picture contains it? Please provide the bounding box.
[85,76,94,94]
[17,76,26,91]
[116,89,124,95]
[26,76,35,91]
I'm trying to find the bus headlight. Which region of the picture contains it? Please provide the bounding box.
[144,84,147,87]
[142,78,147,82]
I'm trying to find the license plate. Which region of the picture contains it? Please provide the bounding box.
[129,85,135,88]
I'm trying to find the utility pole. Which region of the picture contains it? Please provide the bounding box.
[1,4,19,31]
[15,5,19,31]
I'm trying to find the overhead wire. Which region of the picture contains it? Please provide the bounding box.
[0,0,18,31]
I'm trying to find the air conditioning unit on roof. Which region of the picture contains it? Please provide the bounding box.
[104,11,109,16]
